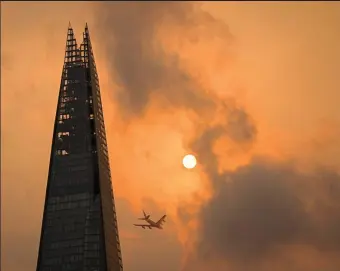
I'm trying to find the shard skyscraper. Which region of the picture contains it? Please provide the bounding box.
[36,24,123,271]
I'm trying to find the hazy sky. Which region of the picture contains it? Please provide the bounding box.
[2,2,340,271]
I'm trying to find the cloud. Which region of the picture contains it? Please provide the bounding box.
[94,2,233,120]
[94,2,259,268]
[186,158,340,270]
[94,1,257,195]
[190,100,257,178]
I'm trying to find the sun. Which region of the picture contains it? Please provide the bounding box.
[182,154,197,169]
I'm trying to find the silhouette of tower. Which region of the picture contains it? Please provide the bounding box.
[36,23,123,271]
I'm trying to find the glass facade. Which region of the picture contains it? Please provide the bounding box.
[36,25,123,271]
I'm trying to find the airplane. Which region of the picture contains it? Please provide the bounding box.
[133,210,166,230]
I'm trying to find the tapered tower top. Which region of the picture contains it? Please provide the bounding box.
[62,23,95,69]
[36,22,123,271]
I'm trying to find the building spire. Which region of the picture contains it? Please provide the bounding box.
[64,24,81,67]
[84,22,90,37]
[83,23,91,48]
[66,23,75,41]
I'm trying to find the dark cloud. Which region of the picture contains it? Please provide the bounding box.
[94,2,232,118]
[190,100,257,179]
[94,1,258,168]
[195,158,340,268]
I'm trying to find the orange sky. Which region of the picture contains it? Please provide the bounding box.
[2,2,340,271]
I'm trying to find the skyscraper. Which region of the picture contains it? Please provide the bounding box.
[36,24,123,271]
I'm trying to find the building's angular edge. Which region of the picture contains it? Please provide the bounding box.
[82,24,124,270]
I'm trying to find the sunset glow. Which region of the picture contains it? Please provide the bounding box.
[2,2,340,271]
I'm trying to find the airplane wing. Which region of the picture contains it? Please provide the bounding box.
[133,224,152,229]
[155,215,167,226]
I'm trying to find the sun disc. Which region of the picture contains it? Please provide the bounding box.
[183,154,197,169]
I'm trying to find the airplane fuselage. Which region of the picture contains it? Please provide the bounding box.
[145,218,163,229]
